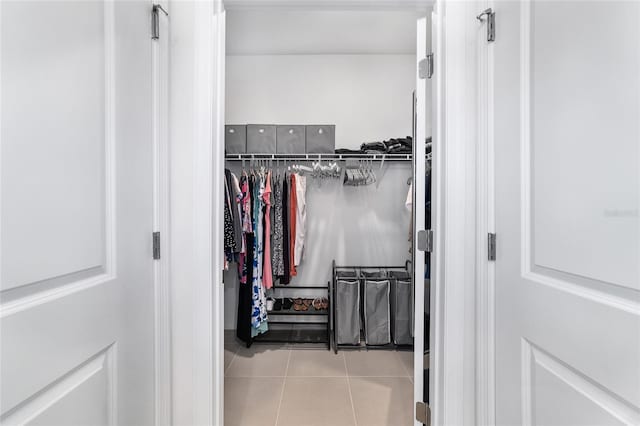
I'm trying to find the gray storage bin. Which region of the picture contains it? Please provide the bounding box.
[389,271,413,345]
[306,125,335,154]
[360,269,387,279]
[359,270,386,335]
[337,270,358,279]
[225,125,246,154]
[277,125,306,154]
[247,124,276,153]
[363,278,391,346]
[336,279,361,345]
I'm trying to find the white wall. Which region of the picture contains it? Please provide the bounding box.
[225,54,416,150]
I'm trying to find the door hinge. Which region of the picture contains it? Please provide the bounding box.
[416,401,431,425]
[418,54,434,79]
[417,229,433,253]
[476,8,495,42]
[488,232,496,261]
[153,232,161,260]
[152,4,168,40]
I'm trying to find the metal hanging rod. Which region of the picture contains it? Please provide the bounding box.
[224,153,413,161]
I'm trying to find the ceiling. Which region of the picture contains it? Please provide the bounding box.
[226,9,427,55]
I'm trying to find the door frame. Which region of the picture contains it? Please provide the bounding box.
[151,2,172,424]
[474,0,496,425]
[166,0,224,425]
[176,0,482,425]
[431,0,483,425]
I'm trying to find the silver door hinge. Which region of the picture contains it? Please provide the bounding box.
[488,232,496,261]
[418,54,434,79]
[153,232,161,260]
[152,4,168,40]
[417,229,433,253]
[476,8,495,42]
[416,401,431,425]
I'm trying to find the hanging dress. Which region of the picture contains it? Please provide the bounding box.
[262,170,273,289]
[294,174,306,266]
[280,175,291,284]
[289,173,298,277]
[272,173,285,276]
[236,174,253,344]
[251,173,268,337]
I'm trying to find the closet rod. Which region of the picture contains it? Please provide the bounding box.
[224,153,413,162]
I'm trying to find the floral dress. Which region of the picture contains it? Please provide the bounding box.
[251,173,268,337]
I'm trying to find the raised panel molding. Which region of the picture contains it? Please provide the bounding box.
[521,340,640,426]
[0,0,116,313]
[519,0,640,313]
[0,346,115,425]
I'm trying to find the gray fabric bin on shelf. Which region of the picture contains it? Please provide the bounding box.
[247,124,276,153]
[335,278,361,345]
[225,125,246,154]
[277,125,306,154]
[306,125,335,153]
[363,278,391,345]
[389,271,413,345]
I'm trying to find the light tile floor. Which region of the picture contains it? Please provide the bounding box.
[224,333,415,426]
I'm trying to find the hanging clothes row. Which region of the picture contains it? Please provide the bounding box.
[223,166,307,344]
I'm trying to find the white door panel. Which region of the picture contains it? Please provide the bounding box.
[492,1,640,425]
[1,0,106,291]
[1,1,155,425]
[529,1,639,290]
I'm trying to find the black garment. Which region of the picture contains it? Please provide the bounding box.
[237,175,255,345]
[335,148,365,154]
[225,169,243,252]
[280,175,291,284]
[236,232,254,345]
[223,176,236,253]
[360,141,387,153]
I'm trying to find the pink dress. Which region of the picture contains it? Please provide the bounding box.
[262,171,273,289]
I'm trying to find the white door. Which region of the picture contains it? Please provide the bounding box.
[1,1,156,425]
[413,14,429,426]
[491,1,640,425]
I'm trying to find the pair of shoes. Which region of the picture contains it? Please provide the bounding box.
[293,298,308,311]
[283,298,294,310]
[273,298,295,311]
[312,297,329,311]
[273,299,283,311]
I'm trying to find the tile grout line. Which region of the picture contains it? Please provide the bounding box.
[343,353,359,426]
[394,350,413,379]
[224,343,242,375]
[274,349,292,426]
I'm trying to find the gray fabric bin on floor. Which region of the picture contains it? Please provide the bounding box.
[389,271,413,345]
[363,278,391,346]
[335,278,360,345]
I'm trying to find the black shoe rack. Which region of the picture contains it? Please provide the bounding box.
[250,281,331,349]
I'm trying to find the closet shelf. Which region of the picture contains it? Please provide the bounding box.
[267,306,329,316]
[272,284,327,289]
[225,153,413,161]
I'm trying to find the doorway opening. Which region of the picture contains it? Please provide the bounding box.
[220,4,434,425]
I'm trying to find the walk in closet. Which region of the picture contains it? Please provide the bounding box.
[222,5,433,425]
